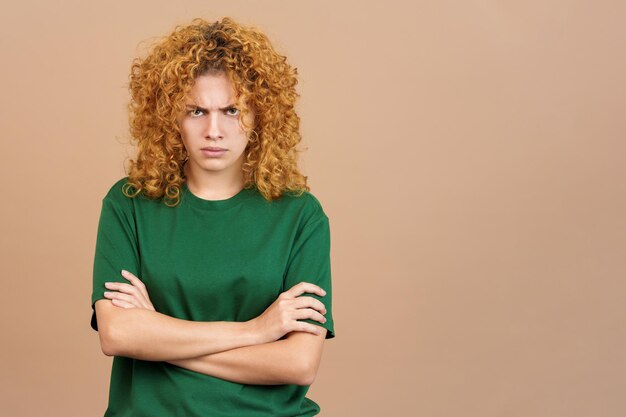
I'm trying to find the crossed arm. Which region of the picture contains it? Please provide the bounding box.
[94,273,327,386]
[167,328,326,386]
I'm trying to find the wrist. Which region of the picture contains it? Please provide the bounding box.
[244,318,267,345]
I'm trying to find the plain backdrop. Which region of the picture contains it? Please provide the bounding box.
[1,1,625,416]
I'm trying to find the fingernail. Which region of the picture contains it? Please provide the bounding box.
[121,270,127,275]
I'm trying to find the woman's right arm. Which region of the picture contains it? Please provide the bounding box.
[95,278,327,362]
[95,299,262,361]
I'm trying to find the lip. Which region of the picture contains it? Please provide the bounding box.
[201,147,227,157]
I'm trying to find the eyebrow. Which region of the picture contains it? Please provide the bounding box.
[185,103,237,111]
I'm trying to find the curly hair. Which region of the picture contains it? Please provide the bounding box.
[122,17,310,206]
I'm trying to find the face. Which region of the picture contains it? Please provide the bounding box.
[178,72,254,182]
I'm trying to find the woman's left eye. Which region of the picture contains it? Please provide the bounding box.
[226,107,240,116]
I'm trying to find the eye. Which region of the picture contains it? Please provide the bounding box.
[226,107,240,116]
[189,108,204,117]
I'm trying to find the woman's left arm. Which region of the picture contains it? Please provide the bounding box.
[167,329,327,386]
[104,271,327,386]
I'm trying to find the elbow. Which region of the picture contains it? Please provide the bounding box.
[98,329,116,357]
[94,299,138,357]
[101,343,116,357]
[98,321,121,357]
[293,361,317,386]
[296,374,315,387]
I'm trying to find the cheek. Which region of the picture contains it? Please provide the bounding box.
[240,112,255,132]
[179,128,194,151]
[178,128,189,144]
[225,121,247,138]
[180,137,189,150]
[179,121,203,142]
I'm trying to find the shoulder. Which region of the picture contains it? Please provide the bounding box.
[101,176,136,208]
[277,189,329,224]
[104,176,131,195]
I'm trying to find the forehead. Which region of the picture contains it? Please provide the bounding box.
[186,72,238,105]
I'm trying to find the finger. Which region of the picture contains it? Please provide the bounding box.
[120,270,151,301]
[294,307,327,324]
[117,288,152,310]
[105,290,155,311]
[286,282,326,298]
[104,282,154,310]
[104,291,142,308]
[104,282,150,307]
[294,296,327,314]
[104,282,152,306]
[111,298,136,309]
[105,282,151,308]
[295,322,324,336]
[105,282,139,294]
[120,270,146,289]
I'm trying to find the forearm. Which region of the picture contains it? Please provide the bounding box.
[106,308,261,361]
[166,338,309,386]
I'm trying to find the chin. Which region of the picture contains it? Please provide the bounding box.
[201,161,231,171]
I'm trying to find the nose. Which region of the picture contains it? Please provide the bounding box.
[203,112,223,139]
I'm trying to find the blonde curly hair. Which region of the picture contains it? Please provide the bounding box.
[122,17,310,206]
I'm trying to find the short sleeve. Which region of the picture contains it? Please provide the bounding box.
[282,212,335,339]
[90,195,141,331]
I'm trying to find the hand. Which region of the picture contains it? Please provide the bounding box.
[103,269,156,311]
[248,282,328,343]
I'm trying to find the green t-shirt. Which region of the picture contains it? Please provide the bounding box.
[90,177,335,417]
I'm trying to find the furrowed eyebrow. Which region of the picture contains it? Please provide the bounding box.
[185,103,237,111]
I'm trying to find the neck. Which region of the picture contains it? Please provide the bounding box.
[183,161,245,200]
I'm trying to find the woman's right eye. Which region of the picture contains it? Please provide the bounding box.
[189,108,204,117]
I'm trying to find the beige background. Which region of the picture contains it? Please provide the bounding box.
[1,0,625,416]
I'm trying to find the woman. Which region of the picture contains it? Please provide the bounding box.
[90,17,335,417]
